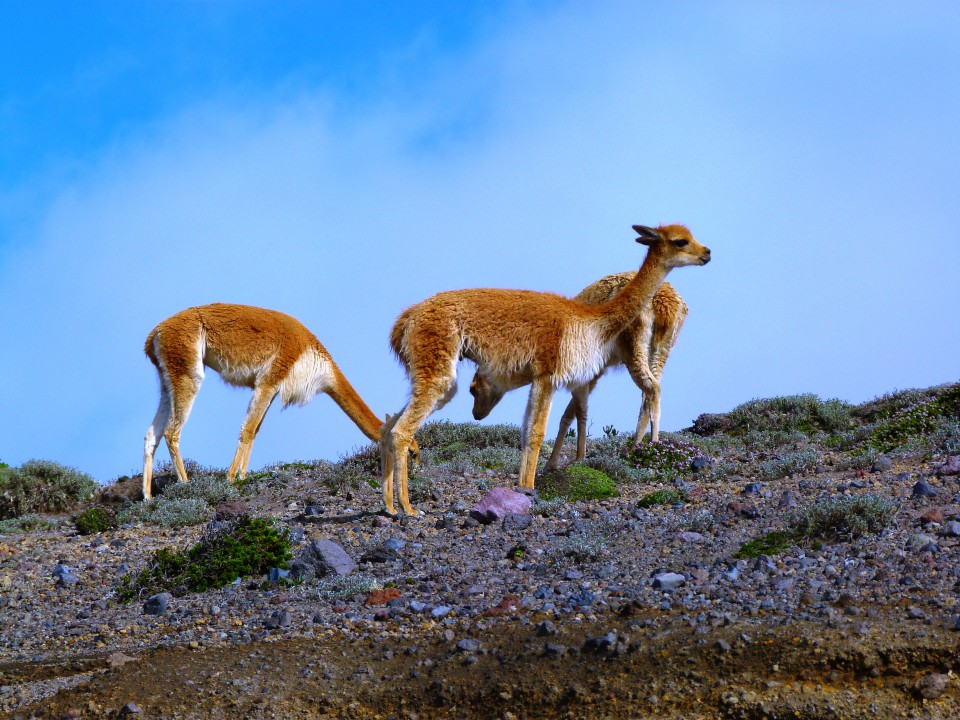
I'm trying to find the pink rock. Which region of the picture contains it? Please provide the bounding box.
[470,487,532,524]
[920,509,944,524]
[936,456,960,477]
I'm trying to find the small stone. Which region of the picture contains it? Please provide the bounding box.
[870,456,893,473]
[912,480,938,499]
[456,639,481,653]
[778,491,798,508]
[143,593,171,616]
[940,520,960,538]
[536,620,558,636]
[365,588,401,606]
[360,544,401,564]
[470,487,532,524]
[907,607,926,620]
[431,605,451,619]
[544,642,566,656]
[118,702,142,715]
[914,673,950,700]
[502,513,533,532]
[742,483,762,496]
[715,639,731,652]
[935,455,960,477]
[920,508,944,524]
[653,572,686,591]
[265,610,292,629]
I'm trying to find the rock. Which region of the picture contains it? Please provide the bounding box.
[778,491,798,508]
[52,564,79,586]
[214,501,248,520]
[360,544,401,564]
[567,590,595,608]
[365,588,401,606]
[544,642,567,656]
[431,605,452,619]
[691,457,711,473]
[871,456,893,473]
[653,572,686,591]
[502,513,533,532]
[470,487,532,524]
[108,651,137,668]
[143,593,171,616]
[912,480,937,499]
[742,483,762,496]
[118,703,142,716]
[299,539,355,578]
[914,673,951,700]
[907,533,938,553]
[456,638,481,653]
[677,531,705,544]
[583,631,618,652]
[264,610,292,629]
[919,509,944,524]
[535,620,558,636]
[268,568,290,582]
[715,639,731,652]
[940,520,960,538]
[935,455,960,477]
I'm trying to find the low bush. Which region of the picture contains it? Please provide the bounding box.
[637,488,686,508]
[537,465,618,502]
[118,515,292,600]
[0,460,98,519]
[788,494,897,542]
[75,506,117,535]
[689,394,852,437]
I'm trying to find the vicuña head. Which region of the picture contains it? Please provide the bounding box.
[142,303,417,500]
[381,224,710,515]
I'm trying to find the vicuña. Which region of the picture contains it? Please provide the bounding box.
[382,224,711,515]
[142,303,415,500]
[470,276,688,469]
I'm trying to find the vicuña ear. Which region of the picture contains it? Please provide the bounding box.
[633,225,663,246]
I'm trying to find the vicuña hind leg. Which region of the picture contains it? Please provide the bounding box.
[518,377,554,489]
[143,383,172,500]
[387,377,456,515]
[164,374,202,485]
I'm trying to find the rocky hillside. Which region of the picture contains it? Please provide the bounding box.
[1,383,959,719]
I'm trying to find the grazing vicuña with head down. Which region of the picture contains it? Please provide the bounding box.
[382,224,711,515]
[470,276,688,469]
[142,303,416,499]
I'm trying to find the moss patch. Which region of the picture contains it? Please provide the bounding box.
[537,465,618,502]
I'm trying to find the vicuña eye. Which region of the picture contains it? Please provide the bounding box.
[671,239,689,248]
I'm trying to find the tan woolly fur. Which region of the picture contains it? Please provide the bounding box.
[381,224,711,515]
[470,276,688,470]
[141,303,414,500]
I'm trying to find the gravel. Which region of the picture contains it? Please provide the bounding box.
[1,450,959,716]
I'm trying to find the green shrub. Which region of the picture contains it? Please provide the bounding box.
[537,465,618,502]
[788,494,897,542]
[117,497,215,528]
[118,515,291,600]
[75,506,117,535]
[734,531,796,559]
[160,474,239,505]
[637,488,686,508]
[316,572,382,600]
[757,449,821,480]
[0,460,98,519]
[0,514,58,534]
[689,394,852,437]
[415,421,521,454]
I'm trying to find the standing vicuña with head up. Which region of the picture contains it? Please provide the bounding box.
[470,277,688,469]
[142,303,416,500]
[381,224,711,515]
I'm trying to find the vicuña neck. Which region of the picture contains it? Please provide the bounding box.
[595,252,669,341]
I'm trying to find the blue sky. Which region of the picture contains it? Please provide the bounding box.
[2,1,958,483]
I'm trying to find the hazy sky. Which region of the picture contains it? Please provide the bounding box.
[2,1,958,483]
